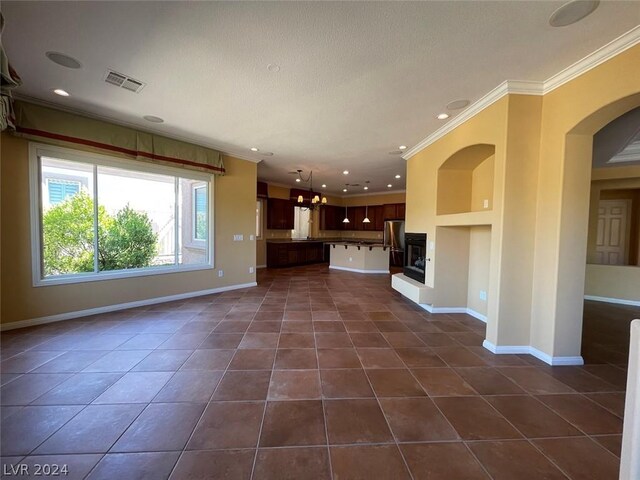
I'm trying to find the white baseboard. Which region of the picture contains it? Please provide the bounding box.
[329,266,389,274]
[482,340,584,366]
[0,282,258,332]
[584,295,640,307]
[256,265,267,269]
[417,304,488,323]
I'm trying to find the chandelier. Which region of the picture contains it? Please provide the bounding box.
[295,170,327,210]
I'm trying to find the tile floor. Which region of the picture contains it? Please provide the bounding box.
[0,265,636,479]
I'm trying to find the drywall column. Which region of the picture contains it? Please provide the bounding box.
[485,95,542,352]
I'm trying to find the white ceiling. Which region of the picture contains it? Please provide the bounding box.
[3,1,639,194]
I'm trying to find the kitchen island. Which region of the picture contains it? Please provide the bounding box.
[328,242,390,274]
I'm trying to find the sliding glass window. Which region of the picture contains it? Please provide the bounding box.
[30,144,213,285]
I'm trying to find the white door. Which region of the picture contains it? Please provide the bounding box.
[595,199,631,265]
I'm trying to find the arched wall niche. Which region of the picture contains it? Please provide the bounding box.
[436,143,496,215]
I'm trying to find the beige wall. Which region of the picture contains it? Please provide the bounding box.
[585,264,640,302]
[467,226,491,316]
[531,46,640,357]
[0,134,257,326]
[405,44,640,360]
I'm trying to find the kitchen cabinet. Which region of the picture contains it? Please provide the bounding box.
[320,205,344,230]
[267,241,325,267]
[352,206,366,230]
[363,205,380,231]
[382,203,406,221]
[267,198,295,229]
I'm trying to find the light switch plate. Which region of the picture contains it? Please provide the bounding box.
[483,199,489,209]
[479,290,487,301]
[249,235,255,241]
[233,234,244,241]
[218,270,224,277]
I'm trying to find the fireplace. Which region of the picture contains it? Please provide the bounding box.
[404,233,427,283]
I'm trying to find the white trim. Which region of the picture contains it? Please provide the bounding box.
[344,189,407,198]
[403,25,640,160]
[543,25,640,94]
[482,340,584,366]
[256,264,267,269]
[0,282,258,332]
[328,265,389,274]
[584,295,640,307]
[29,142,215,286]
[465,309,488,323]
[418,305,487,323]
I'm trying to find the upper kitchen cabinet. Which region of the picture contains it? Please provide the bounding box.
[320,205,344,230]
[267,198,295,229]
[382,203,406,221]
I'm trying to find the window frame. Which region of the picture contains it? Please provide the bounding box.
[256,199,263,240]
[29,142,215,287]
[192,184,208,243]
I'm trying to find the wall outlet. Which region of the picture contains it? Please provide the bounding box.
[349,257,353,262]
[249,266,254,274]
[479,290,487,301]
[233,234,244,241]
[249,234,255,241]
[218,270,224,277]
[377,233,381,238]
[483,199,489,209]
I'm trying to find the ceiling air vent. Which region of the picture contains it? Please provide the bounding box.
[104,70,146,93]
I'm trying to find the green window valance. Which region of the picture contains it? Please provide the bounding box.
[12,100,225,174]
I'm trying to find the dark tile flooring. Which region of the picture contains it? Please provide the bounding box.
[0,265,636,479]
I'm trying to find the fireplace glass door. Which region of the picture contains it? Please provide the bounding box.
[404,233,427,283]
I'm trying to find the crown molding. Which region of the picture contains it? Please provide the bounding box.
[403,25,640,160]
[543,24,640,94]
[12,93,263,164]
[344,189,406,198]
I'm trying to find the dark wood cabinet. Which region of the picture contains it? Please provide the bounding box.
[267,198,295,230]
[320,203,404,231]
[382,203,406,221]
[397,203,406,219]
[352,206,366,230]
[267,242,325,268]
[364,205,381,231]
[320,205,345,231]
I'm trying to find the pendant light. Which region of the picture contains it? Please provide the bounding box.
[363,205,370,223]
[343,206,350,223]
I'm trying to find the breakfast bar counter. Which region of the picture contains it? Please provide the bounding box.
[327,242,390,274]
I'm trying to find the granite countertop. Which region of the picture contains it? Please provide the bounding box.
[327,241,387,248]
[266,237,382,244]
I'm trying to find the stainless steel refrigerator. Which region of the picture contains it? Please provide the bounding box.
[383,220,405,267]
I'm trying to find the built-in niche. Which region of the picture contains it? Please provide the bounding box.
[433,225,492,318]
[436,144,495,215]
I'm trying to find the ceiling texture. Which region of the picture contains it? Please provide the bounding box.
[3,1,639,195]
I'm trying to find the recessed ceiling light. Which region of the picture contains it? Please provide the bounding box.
[45,51,82,69]
[387,184,392,188]
[143,115,164,123]
[250,147,259,152]
[364,186,369,190]
[446,99,470,111]
[549,0,600,27]
[295,178,301,183]
[395,174,401,179]
[437,113,450,120]
[322,184,327,188]
[343,188,347,192]
[343,170,349,175]
[267,64,281,72]
[399,145,407,150]
[52,88,70,97]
